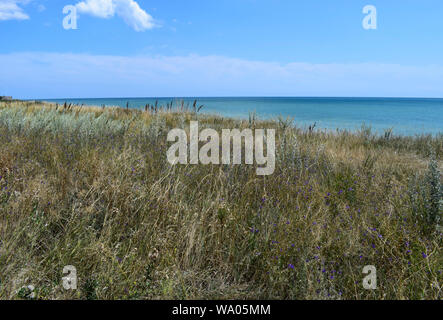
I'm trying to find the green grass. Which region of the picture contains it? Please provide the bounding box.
[0,100,441,300]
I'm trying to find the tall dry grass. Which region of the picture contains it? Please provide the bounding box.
[0,100,441,300]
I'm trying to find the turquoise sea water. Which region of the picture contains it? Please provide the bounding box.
[43,97,443,136]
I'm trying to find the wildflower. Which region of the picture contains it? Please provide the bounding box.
[250,227,259,233]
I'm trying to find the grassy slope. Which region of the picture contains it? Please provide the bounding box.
[0,101,441,300]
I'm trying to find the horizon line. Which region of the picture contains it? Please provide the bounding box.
[30,96,443,101]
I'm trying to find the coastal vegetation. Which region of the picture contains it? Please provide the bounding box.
[0,100,441,299]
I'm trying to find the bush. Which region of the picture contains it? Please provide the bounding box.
[408,152,442,235]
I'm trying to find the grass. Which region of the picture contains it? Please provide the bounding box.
[0,100,441,300]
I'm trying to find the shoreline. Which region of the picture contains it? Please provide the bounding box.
[33,97,443,137]
[9,98,442,138]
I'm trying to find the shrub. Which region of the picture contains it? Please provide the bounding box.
[408,152,442,235]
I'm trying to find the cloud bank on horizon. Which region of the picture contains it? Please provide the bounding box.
[1,52,443,99]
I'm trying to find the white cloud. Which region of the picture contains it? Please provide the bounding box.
[1,52,443,99]
[75,0,156,31]
[0,0,30,21]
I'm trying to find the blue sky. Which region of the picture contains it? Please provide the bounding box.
[1,0,443,98]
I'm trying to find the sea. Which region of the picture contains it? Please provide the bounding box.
[42,97,443,136]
